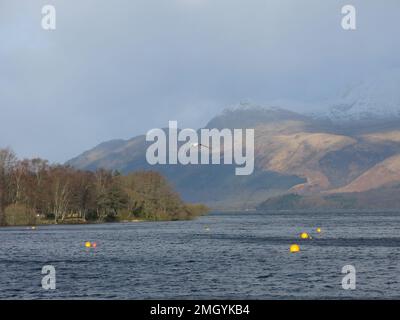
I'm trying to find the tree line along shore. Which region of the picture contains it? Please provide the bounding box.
[0,148,208,227]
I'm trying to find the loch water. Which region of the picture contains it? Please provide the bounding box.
[1,211,400,299]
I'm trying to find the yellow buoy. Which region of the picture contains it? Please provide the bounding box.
[316,228,322,233]
[31,226,36,230]
[290,244,300,253]
[85,241,91,248]
[300,232,309,239]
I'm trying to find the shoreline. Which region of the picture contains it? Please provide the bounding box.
[0,215,207,228]
[0,219,143,228]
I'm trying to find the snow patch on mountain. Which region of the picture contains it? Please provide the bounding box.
[311,70,400,123]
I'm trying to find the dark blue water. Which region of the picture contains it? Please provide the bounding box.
[1,211,400,299]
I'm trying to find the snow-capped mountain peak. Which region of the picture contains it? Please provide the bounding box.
[312,70,400,123]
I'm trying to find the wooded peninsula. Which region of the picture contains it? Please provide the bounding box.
[0,148,208,226]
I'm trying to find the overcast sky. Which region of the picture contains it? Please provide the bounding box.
[1,0,400,162]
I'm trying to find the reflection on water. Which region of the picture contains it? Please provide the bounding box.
[1,211,400,299]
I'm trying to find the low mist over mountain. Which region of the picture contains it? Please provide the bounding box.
[68,101,400,210]
[311,70,400,125]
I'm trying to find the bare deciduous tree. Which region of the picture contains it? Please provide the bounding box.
[0,148,17,225]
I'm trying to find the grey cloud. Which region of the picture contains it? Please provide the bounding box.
[1,0,399,162]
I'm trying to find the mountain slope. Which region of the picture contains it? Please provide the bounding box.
[67,105,400,209]
[258,184,400,211]
[255,129,356,192]
[328,154,400,193]
[67,107,310,209]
